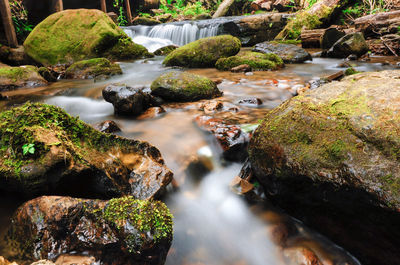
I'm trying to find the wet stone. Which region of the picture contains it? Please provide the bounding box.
[237,98,263,106]
[94,120,121,133]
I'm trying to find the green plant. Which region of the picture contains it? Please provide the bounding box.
[113,0,128,26]
[22,143,35,155]
[9,0,33,40]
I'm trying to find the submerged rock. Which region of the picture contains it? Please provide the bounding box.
[163,35,241,68]
[65,58,122,79]
[0,66,47,91]
[151,71,222,102]
[253,41,312,63]
[103,84,156,116]
[6,196,173,265]
[195,115,249,161]
[0,103,173,199]
[215,51,284,71]
[326,33,369,58]
[248,70,400,265]
[23,9,152,66]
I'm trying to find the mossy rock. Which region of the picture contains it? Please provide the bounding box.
[151,71,222,102]
[154,45,178,56]
[7,195,173,264]
[0,66,47,91]
[0,102,172,199]
[215,51,284,71]
[248,70,400,265]
[66,58,122,79]
[163,35,241,68]
[132,17,161,25]
[23,9,152,66]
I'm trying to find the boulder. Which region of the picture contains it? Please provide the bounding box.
[0,66,47,91]
[253,41,312,63]
[0,103,173,199]
[132,17,161,25]
[37,67,57,82]
[103,84,156,116]
[94,120,121,133]
[65,58,122,79]
[326,33,369,58]
[6,196,173,264]
[248,70,400,265]
[23,9,152,66]
[150,71,222,102]
[153,45,178,56]
[163,35,241,68]
[215,51,284,71]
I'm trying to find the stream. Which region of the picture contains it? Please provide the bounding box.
[1,33,399,265]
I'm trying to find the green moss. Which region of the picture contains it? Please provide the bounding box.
[66,58,122,78]
[23,9,151,65]
[103,196,173,252]
[0,66,38,82]
[378,174,400,197]
[344,67,359,76]
[215,51,284,71]
[103,36,153,60]
[163,35,241,68]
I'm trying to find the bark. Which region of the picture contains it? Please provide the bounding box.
[301,27,345,49]
[212,0,235,18]
[354,10,400,38]
[0,0,18,47]
[100,0,107,12]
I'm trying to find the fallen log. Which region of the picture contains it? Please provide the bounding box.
[354,10,400,38]
[301,27,345,49]
[213,0,235,18]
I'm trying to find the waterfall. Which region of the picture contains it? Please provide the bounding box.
[123,20,221,52]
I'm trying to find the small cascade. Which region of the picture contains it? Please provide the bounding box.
[123,19,222,50]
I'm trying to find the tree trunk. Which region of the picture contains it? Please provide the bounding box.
[100,0,107,12]
[354,10,400,38]
[212,0,235,18]
[275,0,342,40]
[125,0,133,24]
[0,0,18,47]
[301,27,345,49]
[51,0,63,13]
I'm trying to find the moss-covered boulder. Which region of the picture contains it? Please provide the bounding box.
[151,71,222,102]
[215,51,284,71]
[326,32,369,58]
[0,103,172,199]
[65,58,122,79]
[154,45,178,56]
[23,9,152,66]
[253,41,312,63]
[163,35,241,68]
[0,66,47,91]
[6,196,173,264]
[248,70,400,265]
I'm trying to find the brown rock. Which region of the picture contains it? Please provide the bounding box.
[231,64,252,72]
[93,120,121,133]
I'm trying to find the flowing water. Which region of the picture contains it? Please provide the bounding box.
[1,33,399,265]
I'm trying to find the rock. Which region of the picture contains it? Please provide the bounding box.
[0,45,36,66]
[132,17,161,25]
[0,103,172,199]
[155,13,173,23]
[163,35,241,68]
[238,98,262,106]
[195,115,249,161]
[153,45,178,56]
[199,100,224,114]
[193,13,212,20]
[103,84,155,116]
[215,51,284,71]
[283,247,323,265]
[37,67,57,82]
[94,120,121,133]
[346,54,358,61]
[326,33,369,58]
[150,71,222,102]
[136,107,166,120]
[248,70,400,265]
[253,41,312,63]
[65,58,122,80]
[6,196,173,265]
[0,66,47,91]
[230,64,251,73]
[23,9,152,66]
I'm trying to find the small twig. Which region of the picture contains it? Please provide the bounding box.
[381,36,399,56]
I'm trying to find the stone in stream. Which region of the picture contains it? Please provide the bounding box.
[195,115,249,161]
[0,103,173,199]
[248,70,400,265]
[215,51,284,71]
[0,66,47,91]
[151,71,222,102]
[253,41,312,63]
[94,120,121,133]
[153,45,178,56]
[37,67,57,82]
[163,35,241,68]
[103,84,156,116]
[23,9,152,66]
[5,196,173,265]
[65,58,122,80]
[326,33,369,58]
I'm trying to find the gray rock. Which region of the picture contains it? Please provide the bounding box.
[253,42,312,63]
[326,32,369,58]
